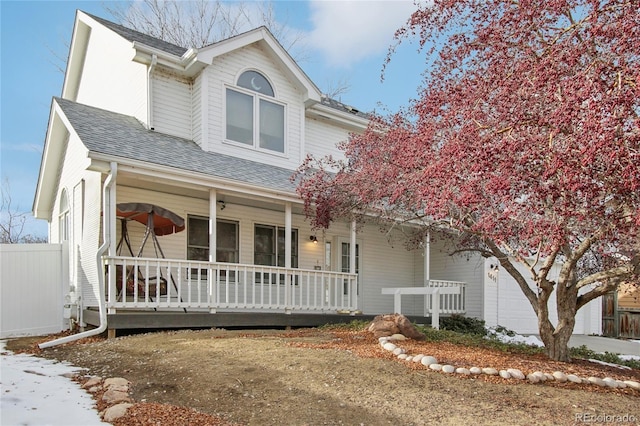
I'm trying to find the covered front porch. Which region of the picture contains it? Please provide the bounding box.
[88,163,468,335]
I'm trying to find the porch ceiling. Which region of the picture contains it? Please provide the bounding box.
[117,174,306,215]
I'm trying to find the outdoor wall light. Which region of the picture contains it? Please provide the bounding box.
[217,200,226,210]
[309,235,318,244]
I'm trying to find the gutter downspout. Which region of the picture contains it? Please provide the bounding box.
[147,54,157,130]
[40,162,117,349]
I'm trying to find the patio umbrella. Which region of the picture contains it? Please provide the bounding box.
[115,202,186,308]
[116,202,185,236]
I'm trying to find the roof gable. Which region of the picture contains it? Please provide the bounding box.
[83,12,187,56]
[196,27,321,105]
[53,98,300,195]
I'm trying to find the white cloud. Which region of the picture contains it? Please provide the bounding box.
[307,0,417,67]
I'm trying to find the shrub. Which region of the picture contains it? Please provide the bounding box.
[570,345,640,370]
[440,314,486,335]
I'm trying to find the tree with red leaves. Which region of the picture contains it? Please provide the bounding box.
[296,0,639,361]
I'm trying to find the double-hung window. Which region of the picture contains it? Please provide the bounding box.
[226,70,285,153]
[254,224,298,284]
[187,216,239,279]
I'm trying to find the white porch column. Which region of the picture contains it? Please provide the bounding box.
[209,190,217,312]
[285,203,292,269]
[108,173,117,258]
[350,220,356,274]
[350,220,357,310]
[424,232,431,317]
[284,203,292,311]
[209,189,217,262]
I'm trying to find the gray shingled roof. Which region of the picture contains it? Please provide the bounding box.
[320,97,370,120]
[55,97,299,194]
[85,12,188,57]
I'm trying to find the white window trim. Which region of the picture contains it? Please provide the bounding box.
[253,222,299,268]
[223,84,288,157]
[187,215,241,264]
[58,188,70,242]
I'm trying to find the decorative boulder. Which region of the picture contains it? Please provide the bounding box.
[420,356,438,366]
[507,369,525,380]
[527,373,540,383]
[368,314,426,340]
[624,380,640,390]
[552,371,568,382]
[567,374,582,384]
[102,403,134,422]
[588,377,606,387]
[383,342,397,352]
[499,370,511,379]
[482,368,498,376]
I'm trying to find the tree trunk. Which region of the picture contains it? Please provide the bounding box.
[537,279,578,362]
[540,324,573,362]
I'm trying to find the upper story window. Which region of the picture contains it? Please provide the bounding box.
[226,70,285,153]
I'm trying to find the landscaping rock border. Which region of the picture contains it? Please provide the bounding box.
[80,375,134,422]
[378,335,640,391]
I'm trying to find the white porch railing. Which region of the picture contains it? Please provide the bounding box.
[104,256,358,313]
[381,280,466,319]
[425,280,466,315]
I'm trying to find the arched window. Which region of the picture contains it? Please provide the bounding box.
[237,71,274,96]
[226,70,285,153]
[59,189,70,241]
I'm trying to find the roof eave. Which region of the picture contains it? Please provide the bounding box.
[307,104,370,132]
[61,11,93,100]
[132,42,206,77]
[87,151,301,204]
[33,100,90,220]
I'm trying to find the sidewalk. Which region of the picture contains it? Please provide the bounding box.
[568,335,640,356]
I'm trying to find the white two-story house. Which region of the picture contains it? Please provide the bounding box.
[33,11,601,338]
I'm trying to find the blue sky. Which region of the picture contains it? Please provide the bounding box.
[0,0,425,239]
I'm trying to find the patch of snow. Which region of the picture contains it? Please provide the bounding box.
[587,358,632,370]
[486,328,544,347]
[0,340,108,425]
[619,354,640,361]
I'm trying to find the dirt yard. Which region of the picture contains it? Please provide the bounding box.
[7,328,640,426]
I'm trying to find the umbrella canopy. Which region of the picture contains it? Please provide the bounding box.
[116,202,185,236]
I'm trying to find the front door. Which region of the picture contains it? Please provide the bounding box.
[339,240,359,309]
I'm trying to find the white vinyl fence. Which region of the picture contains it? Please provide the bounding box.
[0,243,68,338]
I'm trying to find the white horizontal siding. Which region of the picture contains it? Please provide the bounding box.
[75,23,146,123]
[304,117,350,161]
[48,129,104,309]
[152,71,192,139]
[192,75,203,146]
[79,172,103,309]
